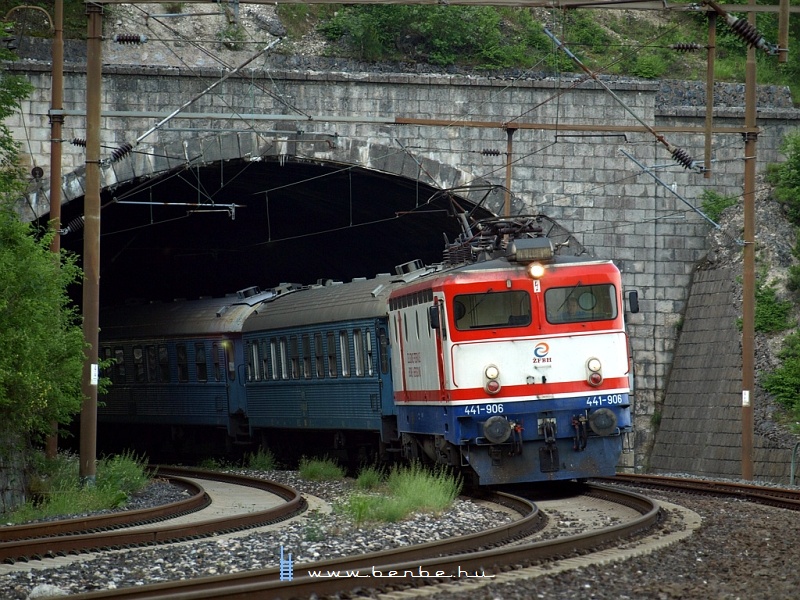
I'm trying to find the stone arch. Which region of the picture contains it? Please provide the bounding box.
[23,131,516,222]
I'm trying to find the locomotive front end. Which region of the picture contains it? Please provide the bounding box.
[392,231,635,486]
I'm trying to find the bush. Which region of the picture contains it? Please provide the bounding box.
[766,131,800,226]
[762,331,800,432]
[4,451,150,524]
[700,190,738,223]
[244,447,277,471]
[298,457,345,481]
[755,280,794,333]
[339,463,462,525]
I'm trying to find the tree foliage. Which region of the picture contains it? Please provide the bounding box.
[0,40,86,442]
[766,130,800,224]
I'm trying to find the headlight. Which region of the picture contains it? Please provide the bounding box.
[527,262,545,279]
[586,357,603,386]
[484,364,501,395]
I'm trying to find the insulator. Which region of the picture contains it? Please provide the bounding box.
[113,33,148,45]
[481,149,501,156]
[71,138,86,147]
[726,16,777,54]
[110,142,134,163]
[670,146,698,171]
[62,216,84,235]
[669,43,702,53]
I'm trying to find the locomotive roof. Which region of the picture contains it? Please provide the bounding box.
[242,274,402,332]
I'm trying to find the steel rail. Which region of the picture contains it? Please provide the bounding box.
[0,467,305,564]
[62,484,658,600]
[0,476,207,543]
[598,473,800,511]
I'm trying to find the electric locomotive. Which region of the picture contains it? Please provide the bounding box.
[389,218,636,484]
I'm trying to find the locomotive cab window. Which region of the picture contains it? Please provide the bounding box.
[545,285,618,324]
[453,290,531,330]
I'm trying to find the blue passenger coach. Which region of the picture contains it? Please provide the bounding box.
[241,276,397,454]
[98,286,292,448]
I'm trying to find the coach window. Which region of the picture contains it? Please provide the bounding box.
[353,329,365,377]
[260,340,269,381]
[269,339,278,380]
[302,334,312,379]
[146,345,158,382]
[195,343,207,382]
[245,341,255,382]
[112,347,125,382]
[177,344,188,382]
[327,331,338,377]
[545,285,617,324]
[279,337,289,380]
[453,290,531,330]
[158,344,170,382]
[289,336,299,379]
[212,343,222,381]
[100,347,112,379]
[133,346,146,383]
[365,329,374,376]
[314,333,324,378]
[340,330,351,377]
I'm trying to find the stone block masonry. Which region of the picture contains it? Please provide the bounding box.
[6,58,800,474]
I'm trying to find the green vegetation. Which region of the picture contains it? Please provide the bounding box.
[354,464,384,490]
[754,278,795,333]
[766,131,800,223]
[243,447,277,471]
[0,29,85,448]
[1,2,798,98]
[4,451,150,524]
[298,456,346,481]
[339,463,462,525]
[762,332,800,433]
[700,190,738,223]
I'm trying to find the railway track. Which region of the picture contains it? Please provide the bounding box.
[0,466,305,565]
[596,473,800,510]
[49,482,659,600]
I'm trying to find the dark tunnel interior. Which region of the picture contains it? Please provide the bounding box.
[46,158,494,308]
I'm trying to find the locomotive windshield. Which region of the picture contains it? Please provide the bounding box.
[452,290,531,330]
[545,284,617,324]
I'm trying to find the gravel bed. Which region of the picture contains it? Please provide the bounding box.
[2,469,513,599]
[5,474,800,599]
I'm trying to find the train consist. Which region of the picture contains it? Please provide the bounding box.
[98,216,637,484]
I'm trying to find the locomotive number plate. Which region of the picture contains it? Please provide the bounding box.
[462,403,504,416]
[585,394,627,406]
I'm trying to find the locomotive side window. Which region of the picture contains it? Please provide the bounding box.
[158,344,170,382]
[354,329,364,377]
[545,284,618,324]
[327,332,338,378]
[133,346,146,382]
[314,333,324,379]
[195,343,207,382]
[177,344,189,382]
[340,330,351,378]
[453,290,532,330]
